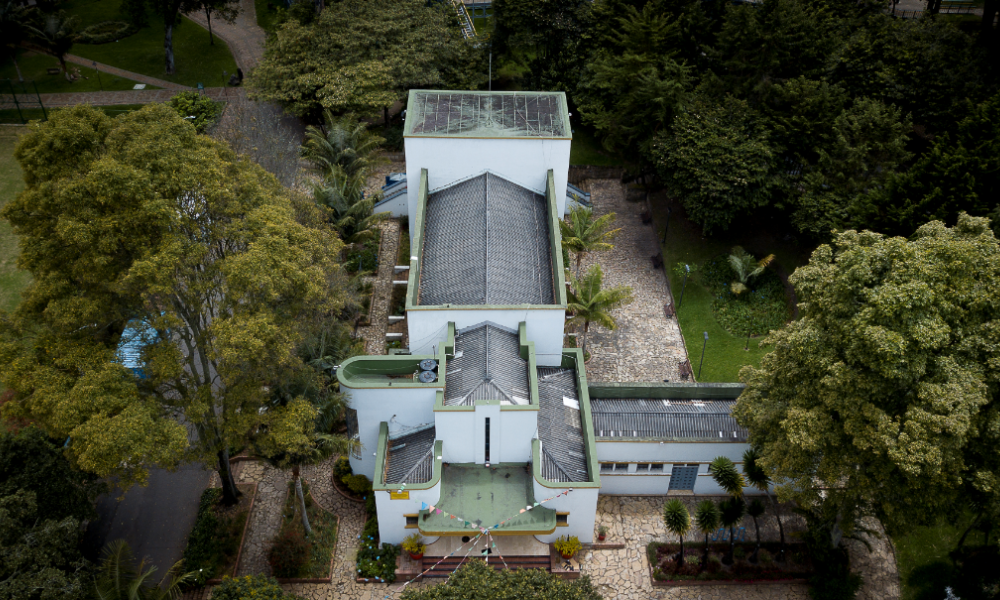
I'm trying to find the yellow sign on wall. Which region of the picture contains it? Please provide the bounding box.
[390,491,410,500]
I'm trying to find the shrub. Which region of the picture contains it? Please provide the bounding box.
[167,92,223,134]
[210,575,291,600]
[75,20,137,44]
[343,230,380,273]
[268,528,311,578]
[356,539,398,582]
[759,548,774,565]
[733,545,747,560]
[700,254,789,337]
[343,474,373,496]
[553,535,581,557]
[401,533,426,556]
[333,457,352,481]
[182,488,223,586]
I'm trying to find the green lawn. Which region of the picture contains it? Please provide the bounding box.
[255,0,281,34]
[0,132,30,313]
[62,0,238,88]
[649,194,813,382]
[1,53,153,94]
[570,125,625,167]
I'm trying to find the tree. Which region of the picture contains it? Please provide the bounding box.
[793,98,911,238]
[694,500,720,567]
[717,497,745,566]
[747,498,765,563]
[247,0,484,120]
[27,11,78,79]
[0,105,352,505]
[301,111,384,180]
[559,206,619,278]
[0,1,32,82]
[662,499,691,566]
[575,3,691,165]
[93,540,194,600]
[184,0,239,46]
[708,456,745,498]
[742,448,785,561]
[566,265,634,360]
[650,94,780,235]
[762,77,849,168]
[312,168,388,250]
[398,558,603,600]
[727,246,774,295]
[734,213,1000,537]
[147,0,186,74]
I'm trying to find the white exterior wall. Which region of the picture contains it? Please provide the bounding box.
[594,440,765,496]
[375,485,442,546]
[344,386,438,480]
[373,193,408,218]
[403,137,572,232]
[408,308,566,367]
[434,406,538,464]
[532,482,599,544]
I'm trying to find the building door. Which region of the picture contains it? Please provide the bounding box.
[668,464,699,491]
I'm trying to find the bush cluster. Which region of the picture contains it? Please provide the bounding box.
[356,495,397,583]
[268,528,311,578]
[700,255,789,337]
[343,473,373,496]
[210,575,296,600]
[182,488,224,586]
[75,20,138,44]
[332,456,352,481]
[343,230,380,273]
[167,91,223,134]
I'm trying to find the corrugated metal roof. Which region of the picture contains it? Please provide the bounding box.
[385,424,436,485]
[537,367,590,483]
[419,172,555,307]
[444,322,530,406]
[406,91,570,138]
[590,399,747,442]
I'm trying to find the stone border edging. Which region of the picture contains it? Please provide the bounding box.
[205,481,258,585]
[590,542,625,550]
[650,575,809,587]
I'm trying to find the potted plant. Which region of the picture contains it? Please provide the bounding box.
[553,535,581,559]
[597,525,608,542]
[402,533,426,561]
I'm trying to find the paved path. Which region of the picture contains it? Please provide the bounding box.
[575,180,689,383]
[185,0,267,72]
[357,218,401,356]
[35,87,238,107]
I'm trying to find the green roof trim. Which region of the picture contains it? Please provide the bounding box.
[373,422,443,492]
[417,463,556,535]
[337,348,446,390]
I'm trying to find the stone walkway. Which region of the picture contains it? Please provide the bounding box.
[36,87,236,107]
[185,0,267,72]
[356,219,401,356]
[575,180,689,383]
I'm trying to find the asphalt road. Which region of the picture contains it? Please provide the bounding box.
[83,463,211,575]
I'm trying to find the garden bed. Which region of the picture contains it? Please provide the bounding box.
[267,480,338,581]
[183,482,256,587]
[647,541,812,585]
[343,229,381,274]
[699,254,791,338]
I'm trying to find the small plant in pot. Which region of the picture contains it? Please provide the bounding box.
[554,535,582,559]
[401,533,426,560]
[597,525,608,542]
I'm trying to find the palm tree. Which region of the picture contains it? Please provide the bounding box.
[727,246,774,295]
[566,265,634,360]
[708,456,745,498]
[0,2,32,82]
[743,448,785,561]
[93,539,194,600]
[559,206,620,277]
[662,499,691,567]
[747,498,765,564]
[718,497,745,566]
[313,165,389,250]
[28,11,78,80]
[694,500,720,568]
[301,111,384,180]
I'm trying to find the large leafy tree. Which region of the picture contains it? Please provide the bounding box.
[399,558,603,600]
[0,105,351,505]
[734,214,1000,536]
[248,0,484,120]
[27,11,78,79]
[650,94,780,235]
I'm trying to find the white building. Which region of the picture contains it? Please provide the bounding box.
[337,90,757,559]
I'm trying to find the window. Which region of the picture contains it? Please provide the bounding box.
[637,463,651,471]
[484,417,491,462]
[556,513,569,527]
[615,463,628,472]
[600,463,615,473]
[649,463,664,472]
[600,463,630,473]
[345,407,361,459]
[405,515,419,528]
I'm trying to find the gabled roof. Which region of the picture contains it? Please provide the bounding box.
[444,322,530,406]
[385,424,436,485]
[537,367,590,483]
[590,399,747,442]
[419,172,555,307]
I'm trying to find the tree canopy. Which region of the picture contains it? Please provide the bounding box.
[0,105,353,503]
[734,213,1000,534]
[248,0,485,120]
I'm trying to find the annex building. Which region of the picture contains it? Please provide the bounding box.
[336,90,756,556]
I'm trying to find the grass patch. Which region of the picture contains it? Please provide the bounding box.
[570,124,625,167]
[272,481,338,579]
[63,0,238,88]
[1,53,155,93]
[650,194,812,382]
[181,484,254,586]
[0,131,30,314]
[472,13,493,37]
